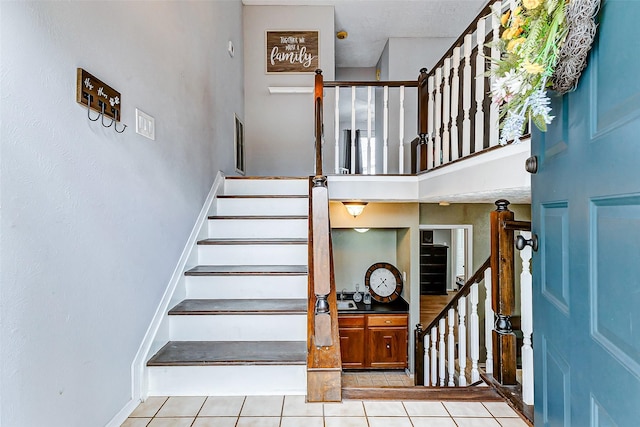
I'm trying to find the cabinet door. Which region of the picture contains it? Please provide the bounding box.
[339,327,365,368]
[366,327,408,369]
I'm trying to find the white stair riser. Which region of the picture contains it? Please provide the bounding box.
[224,179,308,196]
[216,198,308,216]
[170,314,307,341]
[198,244,307,265]
[186,275,308,299]
[208,219,307,239]
[148,365,306,396]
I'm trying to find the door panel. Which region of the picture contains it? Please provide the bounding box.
[532,1,640,425]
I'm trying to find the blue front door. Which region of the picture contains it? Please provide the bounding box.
[531,0,640,425]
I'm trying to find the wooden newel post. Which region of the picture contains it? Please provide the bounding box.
[314,69,324,177]
[416,67,429,173]
[490,199,517,385]
[414,324,425,386]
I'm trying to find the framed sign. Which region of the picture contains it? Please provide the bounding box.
[266,30,319,73]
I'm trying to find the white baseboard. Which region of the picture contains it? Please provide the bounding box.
[104,398,139,427]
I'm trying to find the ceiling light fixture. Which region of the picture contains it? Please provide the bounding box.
[342,201,368,217]
[354,228,370,233]
[439,201,450,206]
[336,30,348,40]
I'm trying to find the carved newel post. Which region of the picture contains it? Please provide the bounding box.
[490,199,517,385]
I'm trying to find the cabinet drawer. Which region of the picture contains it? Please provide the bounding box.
[367,314,407,327]
[339,314,365,327]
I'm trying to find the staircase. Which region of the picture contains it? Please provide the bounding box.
[146,176,310,396]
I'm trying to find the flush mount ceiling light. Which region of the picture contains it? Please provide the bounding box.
[439,201,450,206]
[342,201,368,217]
[336,30,348,40]
[354,228,370,233]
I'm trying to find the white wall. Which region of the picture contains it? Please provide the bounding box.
[0,1,244,426]
[244,5,335,176]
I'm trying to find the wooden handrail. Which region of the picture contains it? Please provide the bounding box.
[306,176,341,402]
[423,257,491,336]
[323,80,418,88]
[414,256,491,386]
[427,0,500,76]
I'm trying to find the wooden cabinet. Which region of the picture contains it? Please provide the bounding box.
[338,315,365,368]
[420,243,448,295]
[338,313,408,369]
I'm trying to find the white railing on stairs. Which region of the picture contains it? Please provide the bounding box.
[422,271,490,387]
[519,230,534,405]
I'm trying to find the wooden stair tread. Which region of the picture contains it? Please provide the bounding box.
[208,215,307,220]
[147,341,307,366]
[185,265,308,276]
[169,299,307,315]
[197,238,307,245]
[218,195,307,199]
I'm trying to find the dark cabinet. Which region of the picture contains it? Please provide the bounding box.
[338,315,365,368]
[338,313,408,369]
[366,315,408,369]
[420,242,448,295]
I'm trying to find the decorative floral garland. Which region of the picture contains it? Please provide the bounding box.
[490,0,600,144]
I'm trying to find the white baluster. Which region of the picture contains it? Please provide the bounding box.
[475,17,486,153]
[365,86,372,174]
[442,58,451,165]
[383,86,389,174]
[439,318,446,386]
[431,326,438,386]
[520,231,534,404]
[434,67,443,166]
[484,267,494,374]
[470,282,480,383]
[351,85,356,173]
[462,34,472,157]
[398,85,405,174]
[427,75,435,170]
[450,46,461,161]
[424,333,430,386]
[489,2,501,146]
[458,296,467,386]
[334,87,340,174]
[448,308,455,386]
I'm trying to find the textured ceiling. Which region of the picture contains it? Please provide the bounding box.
[243,0,488,67]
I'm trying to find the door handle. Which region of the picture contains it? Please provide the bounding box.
[516,233,538,252]
[525,156,538,174]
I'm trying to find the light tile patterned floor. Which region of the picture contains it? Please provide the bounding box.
[122,395,530,427]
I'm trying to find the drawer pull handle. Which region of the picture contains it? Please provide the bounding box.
[385,320,391,324]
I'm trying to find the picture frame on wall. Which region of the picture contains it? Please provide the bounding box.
[234,114,245,175]
[265,30,319,74]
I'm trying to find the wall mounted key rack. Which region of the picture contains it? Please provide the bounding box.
[76,68,126,132]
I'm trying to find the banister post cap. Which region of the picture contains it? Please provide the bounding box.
[315,69,323,75]
[495,199,511,211]
[420,67,428,74]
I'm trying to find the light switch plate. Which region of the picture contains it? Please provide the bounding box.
[136,108,155,140]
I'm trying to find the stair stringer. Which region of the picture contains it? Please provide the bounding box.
[130,171,225,402]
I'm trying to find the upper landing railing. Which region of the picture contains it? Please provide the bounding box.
[314,0,523,177]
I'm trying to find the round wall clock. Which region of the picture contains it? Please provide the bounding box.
[364,262,403,303]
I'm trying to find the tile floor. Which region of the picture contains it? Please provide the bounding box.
[122,395,529,427]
